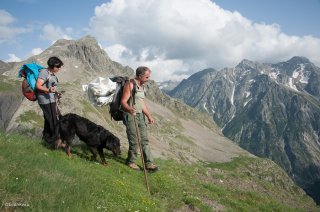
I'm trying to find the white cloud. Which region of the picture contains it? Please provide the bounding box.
[0,10,31,44]
[6,53,21,62]
[40,24,73,43]
[105,44,191,81]
[89,0,320,82]
[0,9,15,25]
[105,44,131,63]
[31,48,43,56]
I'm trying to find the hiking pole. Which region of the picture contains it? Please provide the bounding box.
[129,84,151,195]
[133,115,151,194]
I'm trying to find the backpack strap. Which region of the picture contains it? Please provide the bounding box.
[42,69,59,87]
[44,69,51,86]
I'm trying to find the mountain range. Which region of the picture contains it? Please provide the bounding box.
[169,56,320,203]
[0,36,319,207]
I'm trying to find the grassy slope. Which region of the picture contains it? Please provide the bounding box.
[0,132,318,211]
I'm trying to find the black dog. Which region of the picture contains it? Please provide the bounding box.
[59,113,121,165]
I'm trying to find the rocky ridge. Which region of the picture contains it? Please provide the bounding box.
[169,56,320,203]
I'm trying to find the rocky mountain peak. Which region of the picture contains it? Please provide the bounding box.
[236,59,258,69]
[47,36,109,62]
[3,36,134,84]
[234,59,271,79]
[273,56,313,74]
[51,38,71,47]
[189,68,217,81]
[169,57,320,203]
[168,68,218,106]
[287,56,311,65]
[78,35,98,43]
[190,68,217,79]
[52,35,98,47]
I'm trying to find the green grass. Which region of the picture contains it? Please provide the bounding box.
[0,80,19,92]
[18,111,43,127]
[80,99,98,115]
[0,132,318,211]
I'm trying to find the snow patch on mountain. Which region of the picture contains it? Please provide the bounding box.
[244,98,252,107]
[292,64,309,84]
[203,102,208,113]
[288,78,299,91]
[269,72,278,80]
[230,84,235,106]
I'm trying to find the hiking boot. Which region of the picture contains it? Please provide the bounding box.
[128,163,140,170]
[146,163,159,171]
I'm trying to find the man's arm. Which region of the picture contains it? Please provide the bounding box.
[36,78,52,93]
[120,82,136,115]
[142,101,154,124]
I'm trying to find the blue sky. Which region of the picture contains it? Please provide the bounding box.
[214,0,320,37]
[1,0,320,81]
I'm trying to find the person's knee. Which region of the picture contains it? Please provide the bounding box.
[140,138,149,146]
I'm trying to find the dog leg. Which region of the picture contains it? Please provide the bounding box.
[88,147,98,162]
[54,138,66,149]
[66,143,72,158]
[97,146,108,166]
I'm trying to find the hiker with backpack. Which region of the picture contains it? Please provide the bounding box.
[120,66,159,171]
[35,56,64,149]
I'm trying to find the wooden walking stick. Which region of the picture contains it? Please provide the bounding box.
[129,80,151,194]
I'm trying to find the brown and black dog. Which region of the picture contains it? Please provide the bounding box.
[59,113,121,165]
